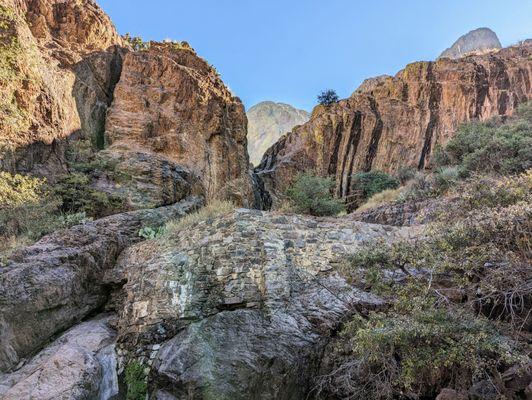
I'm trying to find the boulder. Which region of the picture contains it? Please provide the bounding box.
[0,197,202,372]
[0,315,118,400]
[113,209,410,398]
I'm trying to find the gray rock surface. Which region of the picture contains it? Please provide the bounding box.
[113,209,412,399]
[0,315,117,400]
[0,197,202,372]
[439,27,502,59]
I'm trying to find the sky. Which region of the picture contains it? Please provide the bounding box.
[97,0,531,111]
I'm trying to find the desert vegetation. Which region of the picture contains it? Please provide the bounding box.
[318,103,532,399]
[286,172,345,216]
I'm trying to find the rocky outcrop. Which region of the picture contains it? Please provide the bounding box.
[439,27,502,60]
[247,101,310,165]
[105,43,256,206]
[111,209,410,399]
[0,197,201,372]
[0,0,124,178]
[256,42,532,201]
[1,2,261,209]
[0,315,118,400]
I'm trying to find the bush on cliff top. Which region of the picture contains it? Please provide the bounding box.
[286,172,345,216]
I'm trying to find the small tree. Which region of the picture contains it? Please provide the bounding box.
[317,89,339,106]
[286,172,345,216]
[123,33,149,51]
[352,171,399,208]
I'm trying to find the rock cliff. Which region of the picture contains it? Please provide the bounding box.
[247,101,310,165]
[0,0,124,177]
[256,42,532,200]
[105,42,256,205]
[439,27,502,59]
[1,1,262,208]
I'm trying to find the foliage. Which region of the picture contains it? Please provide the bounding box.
[356,188,404,212]
[138,226,165,240]
[286,172,345,216]
[0,172,93,263]
[435,102,532,177]
[124,362,148,400]
[0,172,46,208]
[317,89,339,106]
[395,166,416,185]
[321,295,525,399]
[352,171,400,205]
[53,173,124,219]
[123,33,150,51]
[327,171,532,398]
[164,199,233,236]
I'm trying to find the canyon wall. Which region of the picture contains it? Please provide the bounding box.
[0,0,260,207]
[256,42,532,199]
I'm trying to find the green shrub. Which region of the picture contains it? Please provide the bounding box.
[53,173,124,218]
[138,226,165,240]
[436,102,532,177]
[123,33,150,51]
[352,171,399,207]
[317,89,339,106]
[395,166,416,185]
[327,296,525,399]
[0,172,46,208]
[124,362,148,400]
[286,172,345,216]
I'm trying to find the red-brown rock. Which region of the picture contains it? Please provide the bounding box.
[256,43,532,200]
[105,43,255,204]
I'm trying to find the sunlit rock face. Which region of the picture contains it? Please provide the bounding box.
[256,42,532,201]
[438,27,502,60]
[0,0,124,177]
[112,209,410,399]
[247,101,310,166]
[105,42,256,206]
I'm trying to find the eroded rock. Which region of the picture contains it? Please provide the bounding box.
[0,197,202,372]
[105,43,255,206]
[256,42,532,202]
[113,209,411,398]
[0,315,117,400]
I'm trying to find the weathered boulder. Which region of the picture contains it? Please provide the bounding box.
[105,42,256,206]
[0,315,118,400]
[256,42,532,201]
[0,197,202,372]
[113,209,411,399]
[91,145,203,210]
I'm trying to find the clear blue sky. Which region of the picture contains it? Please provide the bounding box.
[97,0,531,111]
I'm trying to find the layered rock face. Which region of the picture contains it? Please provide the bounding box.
[1,1,261,208]
[256,42,532,200]
[439,27,502,59]
[247,101,310,165]
[0,0,123,177]
[105,43,256,206]
[111,209,408,399]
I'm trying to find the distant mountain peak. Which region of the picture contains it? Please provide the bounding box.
[247,102,309,165]
[439,27,502,59]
